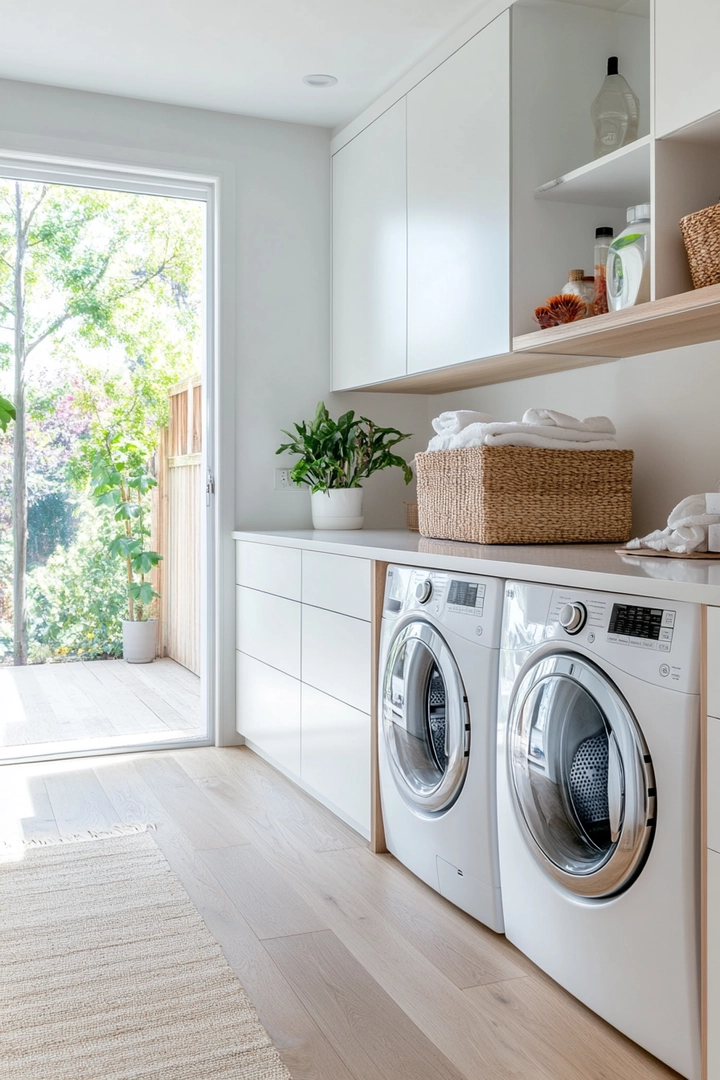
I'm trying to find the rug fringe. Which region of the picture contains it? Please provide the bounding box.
[0,822,157,851]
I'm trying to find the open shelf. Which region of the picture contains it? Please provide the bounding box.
[534,135,651,207]
[513,283,720,357]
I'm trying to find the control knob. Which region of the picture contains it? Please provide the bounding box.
[559,602,587,635]
[415,579,433,604]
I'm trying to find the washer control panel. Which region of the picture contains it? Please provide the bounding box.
[384,565,503,646]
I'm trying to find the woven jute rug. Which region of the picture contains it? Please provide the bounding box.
[0,830,292,1080]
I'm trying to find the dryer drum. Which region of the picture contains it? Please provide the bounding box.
[568,733,610,845]
[428,668,448,771]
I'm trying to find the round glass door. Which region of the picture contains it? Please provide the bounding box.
[508,653,655,898]
[382,620,469,814]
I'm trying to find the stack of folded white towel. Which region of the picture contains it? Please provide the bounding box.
[427,408,618,452]
[626,495,720,555]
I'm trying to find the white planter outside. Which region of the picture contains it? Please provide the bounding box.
[122,618,158,664]
[311,488,364,530]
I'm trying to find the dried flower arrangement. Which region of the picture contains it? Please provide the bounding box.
[533,293,588,329]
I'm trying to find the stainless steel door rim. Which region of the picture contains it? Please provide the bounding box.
[382,618,469,814]
[507,652,656,898]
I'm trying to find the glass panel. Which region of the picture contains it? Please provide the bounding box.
[384,638,448,799]
[511,674,622,876]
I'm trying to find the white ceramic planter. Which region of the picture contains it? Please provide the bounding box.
[122,618,158,664]
[311,488,364,530]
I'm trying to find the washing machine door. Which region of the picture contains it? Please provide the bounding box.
[507,652,656,898]
[382,619,469,814]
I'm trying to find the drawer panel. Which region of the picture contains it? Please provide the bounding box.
[709,607,720,719]
[301,606,371,713]
[236,585,301,679]
[709,715,720,854]
[302,550,371,621]
[236,653,301,776]
[301,684,370,835]
[236,541,301,600]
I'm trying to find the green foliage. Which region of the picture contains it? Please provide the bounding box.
[90,436,161,623]
[24,503,127,662]
[277,401,413,493]
[0,394,14,432]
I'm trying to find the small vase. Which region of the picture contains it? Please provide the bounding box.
[122,618,158,664]
[311,488,364,530]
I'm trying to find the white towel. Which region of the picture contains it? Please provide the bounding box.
[426,409,618,452]
[626,494,720,554]
[484,432,618,451]
[431,410,496,435]
[483,422,615,446]
[522,409,616,435]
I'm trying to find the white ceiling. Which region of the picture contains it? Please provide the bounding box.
[0,0,493,128]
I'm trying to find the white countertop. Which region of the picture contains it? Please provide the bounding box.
[232,529,720,606]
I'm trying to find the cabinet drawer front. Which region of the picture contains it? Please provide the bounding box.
[236,653,301,776]
[301,606,371,713]
[236,586,301,679]
[235,541,301,600]
[708,607,720,719]
[709,716,720,854]
[301,684,370,836]
[302,551,371,621]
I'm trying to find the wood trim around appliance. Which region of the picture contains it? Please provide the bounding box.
[702,605,709,1080]
[370,560,389,853]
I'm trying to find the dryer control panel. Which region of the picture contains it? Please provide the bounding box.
[384,566,503,647]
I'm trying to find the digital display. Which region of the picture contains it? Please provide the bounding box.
[448,580,480,608]
[608,603,663,640]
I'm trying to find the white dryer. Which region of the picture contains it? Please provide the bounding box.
[498,581,701,1079]
[378,565,504,932]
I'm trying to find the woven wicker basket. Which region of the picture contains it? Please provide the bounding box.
[680,202,720,289]
[415,446,634,545]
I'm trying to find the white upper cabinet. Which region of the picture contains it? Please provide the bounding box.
[407,13,510,373]
[332,99,407,390]
[656,0,720,138]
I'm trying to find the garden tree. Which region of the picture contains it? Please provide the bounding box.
[0,181,202,664]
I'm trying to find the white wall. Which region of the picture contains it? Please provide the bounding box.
[428,341,720,537]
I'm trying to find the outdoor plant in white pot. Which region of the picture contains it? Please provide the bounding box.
[277,401,413,529]
[91,437,162,663]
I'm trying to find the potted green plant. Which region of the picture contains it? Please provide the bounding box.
[90,437,163,663]
[0,394,15,432]
[277,402,413,529]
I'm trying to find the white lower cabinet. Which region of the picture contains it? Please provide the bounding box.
[236,652,301,776]
[301,606,371,714]
[236,585,301,679]
[709,850,720,1079]
[301,684,370,835]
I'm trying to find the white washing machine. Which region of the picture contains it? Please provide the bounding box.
[498,581,701,1079]
[378,565,504,932]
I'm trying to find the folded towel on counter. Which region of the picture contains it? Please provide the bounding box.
[426,408,618,451]
[626,494,720,554]
[431,410,496,435]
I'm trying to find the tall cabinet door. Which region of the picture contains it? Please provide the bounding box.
[332,99,407,390]
[407,12,510,374]
[656,0,720,138]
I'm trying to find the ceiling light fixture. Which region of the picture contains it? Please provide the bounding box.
[302,74,338,88]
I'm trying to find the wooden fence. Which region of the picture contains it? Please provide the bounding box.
[151,377,201,674]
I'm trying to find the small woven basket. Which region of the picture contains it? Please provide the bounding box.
[405,501,419,532]
[415,446,633,545]
[680,201,720,289]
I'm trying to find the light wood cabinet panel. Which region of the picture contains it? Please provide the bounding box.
[332,98,407,390]
[236,541,301,601]
[656,0,720,138]
[302,606,371,714]
[301,684,371,836]
[236,586,301,679]
[708,608,720,719]
[302,551,371,621]
[236,653,301,776]
[406,13,510,374]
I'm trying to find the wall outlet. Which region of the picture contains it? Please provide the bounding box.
[274,468,293,491]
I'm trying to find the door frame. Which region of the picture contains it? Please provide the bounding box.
[0,149,225,762]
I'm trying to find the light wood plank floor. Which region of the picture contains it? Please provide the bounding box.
[0,659,203,758]
[0,746,681,1080]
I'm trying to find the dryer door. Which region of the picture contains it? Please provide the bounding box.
[507,652,656,898]
[382,619,469,814]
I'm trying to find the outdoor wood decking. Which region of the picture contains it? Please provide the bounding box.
[0,658,203,759]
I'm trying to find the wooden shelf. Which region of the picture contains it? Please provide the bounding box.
[513,283,720,357]
[534,136,652,208]
[354,284,720,394]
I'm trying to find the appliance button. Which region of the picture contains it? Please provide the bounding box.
[659,627,673,642]
[587,632,596,644]
[475,625,483,637]
[659,664,670,677]
[415,579,433,604]
[659,643,671,652]
[662,611,676,627]
[559,602,587,635]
